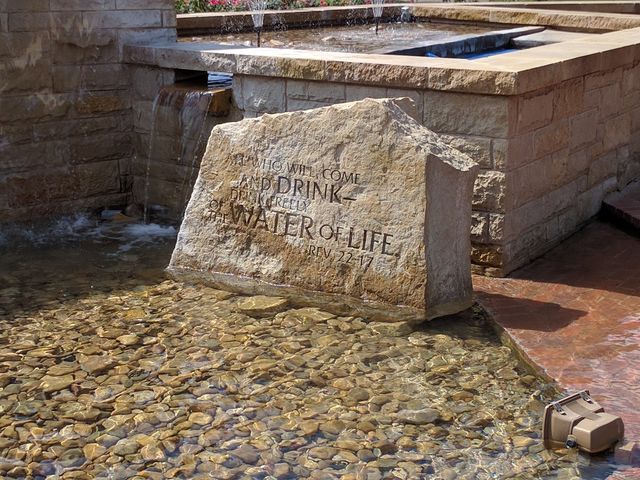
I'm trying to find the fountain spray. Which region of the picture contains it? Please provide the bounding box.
[372,0,384,35]
[249,0,267,47]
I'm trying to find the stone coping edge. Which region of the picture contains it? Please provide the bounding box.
[124,23,640,95]
[177,3,640,34]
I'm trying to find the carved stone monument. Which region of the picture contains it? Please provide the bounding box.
[169,98,479,322]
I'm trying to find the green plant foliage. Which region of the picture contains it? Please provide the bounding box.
[176,0,377,13]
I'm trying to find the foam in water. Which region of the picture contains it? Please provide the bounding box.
[0,213,176,252]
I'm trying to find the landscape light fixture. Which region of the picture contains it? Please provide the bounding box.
[543,390,624,453]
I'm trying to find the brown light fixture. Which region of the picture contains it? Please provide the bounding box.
[543,390,624,453]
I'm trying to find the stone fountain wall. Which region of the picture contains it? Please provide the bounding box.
[124,8,640,275]
[0,0,176,223]
[231,67,640,276]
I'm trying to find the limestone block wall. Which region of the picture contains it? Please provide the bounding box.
[0,0,176,223]
[232,69,639,275]
[232,75,514,274]
[500,62,640,274]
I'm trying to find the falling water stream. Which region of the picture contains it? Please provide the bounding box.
[142,86,214,223]
[249,0,268,47]
[372,0,384,35]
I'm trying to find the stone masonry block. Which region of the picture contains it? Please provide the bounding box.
[544,216,560,244]
[505,198,547,245]
[308,81,346,103]
[75,160,122,197]
[558,206,580,238]
[0,124,33,145]
[471,244,503,268]
[492,135,534,172]
[439,134,492,169]
[545,178,580,217]
[75,91,131,116]
[8,12,51,31]
[50,0,115,10]
[131,66,174,101]
[569,109,598,152]
[0,93,73,123]
[4,0,49,12]
[509,156,557,209]
[70,133,131,164]
[588,151,618,188]
[0,32,51,59]
[116,28,176,57]
[473,170,506,213]
[0,14,7,32]
[488,213,504,242]
[566,148,591,181]
[83,10,162,29]
[584,68,622,92]
[33,115,130,142]
[553,78,584,121]
[52,65,81,92]
[162,10,177,28]
[286,79,308,100]
[471,212,488,242]
[517,90,553,134]
[238,75,285,114]
[600,83,624,119]
[133,100,157,132]
[603,113,631,152]
[533,120,570,159]
[116,0,172,8]
[345,84,387,102]
[0,56,52,93]
[2,142,64,173]
[424,91,514,138]
[287,98,333,112]
[53,29,117,65]
[622,63,640,96]
[82,63,129,90]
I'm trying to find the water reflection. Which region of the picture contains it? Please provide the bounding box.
[183,22,495,54]
[0,217,628,478]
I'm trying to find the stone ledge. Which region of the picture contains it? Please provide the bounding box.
[412,4,640,32]
[124,24,640,95]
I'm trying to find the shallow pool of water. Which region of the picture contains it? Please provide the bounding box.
[0,216,627,479]
[181,21,494,54]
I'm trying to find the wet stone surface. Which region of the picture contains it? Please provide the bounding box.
[184,22,494,54]
[0,218,623,478]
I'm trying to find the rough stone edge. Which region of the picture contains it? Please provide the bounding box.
[169,97,477,322]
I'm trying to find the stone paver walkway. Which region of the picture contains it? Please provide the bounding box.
[474,220,640,466]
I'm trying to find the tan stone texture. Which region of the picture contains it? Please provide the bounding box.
[0,0,175,223]
[170,98,479,321]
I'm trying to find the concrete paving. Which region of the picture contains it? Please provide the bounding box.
[474,219,640,466]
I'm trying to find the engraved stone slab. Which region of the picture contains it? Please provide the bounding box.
[169,98,479,322]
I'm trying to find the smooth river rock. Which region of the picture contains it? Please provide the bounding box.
[170,98,478,322]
